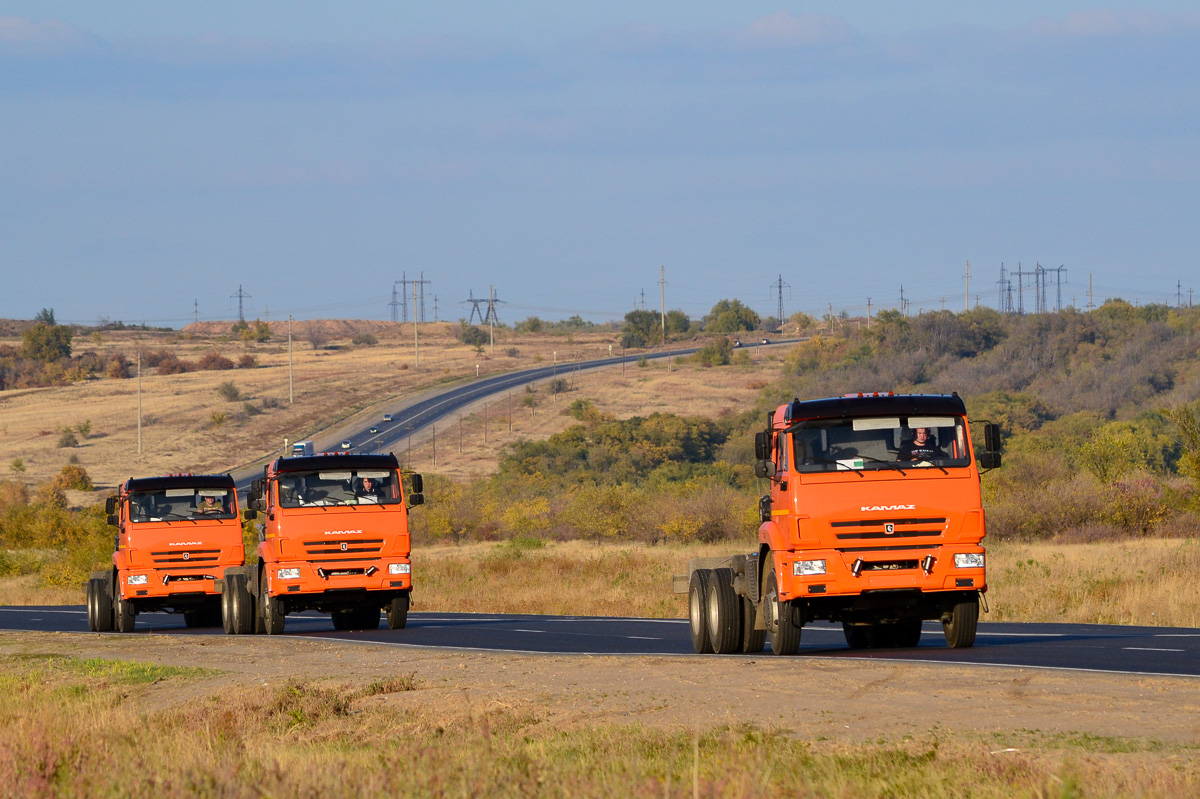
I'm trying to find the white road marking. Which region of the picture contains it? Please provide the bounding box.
[1155,634,1200,637]
[0,608,85,615]
[1124,647,1185,653]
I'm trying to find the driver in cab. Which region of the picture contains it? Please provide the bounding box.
[897,427,946,462]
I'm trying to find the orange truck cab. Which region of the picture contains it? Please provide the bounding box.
[220,452,424,635]
[678,393,1002,655]
[87,474,244,632]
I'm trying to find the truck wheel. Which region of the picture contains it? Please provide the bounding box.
[86,579,99,631]
[740,595,766,653]
[943,598,979,648]
[259,571,285,635]
[866,624,895,648]
[688,569,714,654]
[355,606,381,630]
[331,610,350,631]
[706,568,742,654]
[94,578,113,632]
[115,595,136,633]
[765,562,800,656]
[842,622,869,650]
[894,619,923,648]
[184,611,199,628]
[387,593,410,629]
[224,573,253,635]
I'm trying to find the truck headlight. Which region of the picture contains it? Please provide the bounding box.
[277,568,301,580]
[388,563,411,575]
[794,559,826,576]
[954,553,985,569]
[127,574,148,585]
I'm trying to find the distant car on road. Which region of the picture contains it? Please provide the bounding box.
[760,338,771,345]
[733,340,743,348]
[369,426,379,434]
[340,440,352,450]
[383,414,393,422]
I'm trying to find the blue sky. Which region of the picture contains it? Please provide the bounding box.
[1,3,1197,325]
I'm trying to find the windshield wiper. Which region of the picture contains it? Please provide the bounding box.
[801,456,865,478]
[161,512,198,523]
[853,455,907,475]
[908,457,949,475]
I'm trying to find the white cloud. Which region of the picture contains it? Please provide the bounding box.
[0,17,86,52]
[1029,10,1200,37]
[733,11,851,50]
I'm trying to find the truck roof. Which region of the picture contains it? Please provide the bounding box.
[782,393,967,423]
[123,474,236,492]
[273,453,400,473]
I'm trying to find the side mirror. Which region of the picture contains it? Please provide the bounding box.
[243,509,258,521]
[251,478,263,500]
[408,493,424,507]
[984,423,1002,453]
[410,473,424,494]
[104,496,116,515]
[106,514,119,527]
[754,460,777,479]
[978,452,1002,469]
[754,431,772,461]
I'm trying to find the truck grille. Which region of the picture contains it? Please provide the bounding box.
[831,517,945,540]
[302,538,384,561]
[860,559,919,572]
[150,549,221,565]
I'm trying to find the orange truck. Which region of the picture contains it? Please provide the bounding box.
[87,474,244,632]
[677,393,1001,655]
[220,452,423,635]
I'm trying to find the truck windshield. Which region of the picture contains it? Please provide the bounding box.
[129,488,235,521]
[789,415,971,473]
[277,469,403,507]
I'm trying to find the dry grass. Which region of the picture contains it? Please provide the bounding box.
[1,649,1197,798]
[0,324,783,492]
[986,538,1200,627]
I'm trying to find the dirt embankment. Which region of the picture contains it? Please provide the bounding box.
[3,631,1198,745]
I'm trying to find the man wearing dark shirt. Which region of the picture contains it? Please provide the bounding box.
[897,427,947,462]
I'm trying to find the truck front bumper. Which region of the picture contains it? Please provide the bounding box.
[264,558,412,598]
[776,546,985,601]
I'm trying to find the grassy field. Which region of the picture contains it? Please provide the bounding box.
[1,650,1197,798]
[0,323,783,492]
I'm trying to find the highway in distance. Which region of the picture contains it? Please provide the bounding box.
[2,607,1198,678]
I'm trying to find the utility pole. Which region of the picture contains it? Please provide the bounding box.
[414,272,431,322]
[193,299,199,325]
[964,260,970,312]
[412,280,419,368]
[1088,273,1094,311]
[488,284,495,354]
[389,282,402,322]
[136,352,142,455]
[866,298,872,329]
[395,273,411,323]
[659,265,666,345]
[287,315,294,404]
[230,285,251,323]
[1178,280,1183,308]
[770,274,790,324]
[433,295,439,322]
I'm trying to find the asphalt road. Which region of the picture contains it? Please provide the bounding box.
[233,338,797,490]
[3,607,1197,678]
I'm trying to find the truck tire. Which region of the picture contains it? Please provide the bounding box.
[894,618,923,648]
[115,594,136,633]
[764,561,801,656]
[842,622,869,649]
[331,609,350,631]
[688,569,714,654]
[86,579,99,631]
[387,593,410,630]
[866,624,895,648]
[184,611,199,628]
[943,597,978,648]
[259,571,286,635]
[355,606,381,630]
[93,577,113,632]
[706,568,742,655]
[224,573,253,635]
[740,595,766,653]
